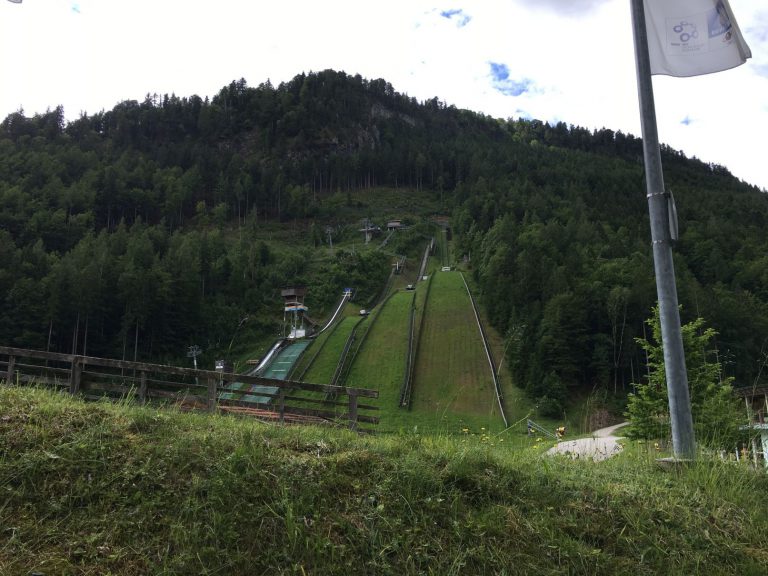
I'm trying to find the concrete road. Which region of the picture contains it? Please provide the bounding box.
[546,422,630,462]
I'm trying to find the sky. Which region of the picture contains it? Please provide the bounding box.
[1,0,765,190]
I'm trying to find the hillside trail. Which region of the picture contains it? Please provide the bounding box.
[546,422,630,462]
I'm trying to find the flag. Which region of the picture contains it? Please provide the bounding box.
[644,0,751,77]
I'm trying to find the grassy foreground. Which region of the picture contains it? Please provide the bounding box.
[2,386,768,575]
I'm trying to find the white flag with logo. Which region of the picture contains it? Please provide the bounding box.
[644,0,751,77]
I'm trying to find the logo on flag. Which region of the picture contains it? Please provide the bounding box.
[644,0,751,77]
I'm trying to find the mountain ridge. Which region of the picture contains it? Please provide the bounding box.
[1,68,767,411]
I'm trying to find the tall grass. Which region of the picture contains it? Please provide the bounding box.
[3,385,766,575]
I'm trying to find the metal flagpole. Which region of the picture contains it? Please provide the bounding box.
[630,0,696,459]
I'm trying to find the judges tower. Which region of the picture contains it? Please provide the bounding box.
[281,287,308,339]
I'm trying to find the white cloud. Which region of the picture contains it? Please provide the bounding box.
[514,0,614,16]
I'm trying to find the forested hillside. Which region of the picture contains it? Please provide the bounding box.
[1,69,766,407]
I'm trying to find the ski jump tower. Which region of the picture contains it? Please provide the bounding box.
[281,286,308,339]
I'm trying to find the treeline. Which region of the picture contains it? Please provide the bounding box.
[453,134,768,413]
[2,69,766,401]
[1,220,286,362]
[4,69,723,245]
[1,71,457,238]
[0,217,388,364]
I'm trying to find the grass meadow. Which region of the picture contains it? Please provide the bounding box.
[2,384,767,576]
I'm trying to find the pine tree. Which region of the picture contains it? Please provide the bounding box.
[626,308,743,448]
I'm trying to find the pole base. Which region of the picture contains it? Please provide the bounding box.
[655,457,694,472]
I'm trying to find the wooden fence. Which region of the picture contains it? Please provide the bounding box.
[0,346,378,432]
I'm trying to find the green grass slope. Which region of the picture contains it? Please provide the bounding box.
[302,316,364,384]
[344,291,413,430]
[2,386,768,576]
[460,273,539,429]
[410,271,502,433]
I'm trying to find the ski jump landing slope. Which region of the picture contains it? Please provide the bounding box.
[410,270,503,429]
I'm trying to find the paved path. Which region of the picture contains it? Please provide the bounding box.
[546,422,630,462]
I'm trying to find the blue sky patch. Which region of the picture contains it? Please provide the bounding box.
[490,62,510,81]
[440,9,471,27]
[489,62,532,97]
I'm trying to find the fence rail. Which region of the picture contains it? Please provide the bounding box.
[417,237,434,280]
[0,346,378,432]
[461,273,508,428]
[400,274,434,408]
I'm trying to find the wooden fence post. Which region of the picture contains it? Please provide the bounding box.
[5,355,15,385]
[69,357,82,395]
[207,376,217,413]
[348,391,358,431]
[278,388,286,425]
[139,371,147,404]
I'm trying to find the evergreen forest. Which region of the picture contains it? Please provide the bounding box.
[2,69,767,410]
